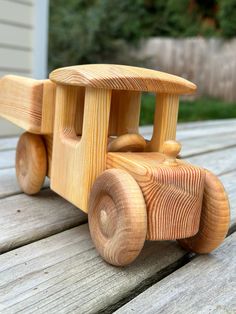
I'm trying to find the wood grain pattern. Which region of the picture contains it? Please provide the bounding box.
[51,85,111,212]
[179,170,230,253]
[0,76,56,135]
[0,179,232,313]
[0,167,234,313]
[40,80,56,134]
[0,226,188,314]
[115,232,236,314]
[0,189,86,254]
[107,152,205,240]
[0,75,43,133]
[88,169,147,266]
[146,94,179,152]
[15,132,47,195]
[50,64,196,94]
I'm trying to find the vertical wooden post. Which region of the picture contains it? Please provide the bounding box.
[51,85,111,212]
[146,94,179,152]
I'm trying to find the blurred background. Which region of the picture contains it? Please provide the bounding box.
[0,0,236,134]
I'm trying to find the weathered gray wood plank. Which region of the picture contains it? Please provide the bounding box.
[141,118,236,134]
[187,146,236,176]
[0,169,234,314]
[115,232,236,314]
[0,168,20,198]
[181,132,236,157]
[176,118,236,130]
[0,225,189,314]
[0,168,49,199]
[0,136,18,151]
[0,150,15,169]
[0,189,87,253]
[141,119,236,139]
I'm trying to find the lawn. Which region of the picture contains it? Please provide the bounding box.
[140,94,236,125]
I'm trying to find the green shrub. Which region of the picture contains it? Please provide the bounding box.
[140,95,236,125]
[48,0,152,70]
[217,0,236,38]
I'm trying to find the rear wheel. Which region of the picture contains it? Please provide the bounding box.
[16,132,47,195]
[88,169,147,266]
[178,170,230,253]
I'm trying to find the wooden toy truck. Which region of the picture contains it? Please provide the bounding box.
[0,64,230,266]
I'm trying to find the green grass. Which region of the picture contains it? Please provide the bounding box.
[140,94,236,125]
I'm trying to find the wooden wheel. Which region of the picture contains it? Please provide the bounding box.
[88,169,147,266]
[178,170,230,253]
[16,132,47,195]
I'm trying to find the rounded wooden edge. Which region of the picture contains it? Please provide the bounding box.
[88,168,147,266]
[49,64,197,94]
[178,169,230,253]
[16,132,47,195]
[108,134,146,152]
[162,140,182,165]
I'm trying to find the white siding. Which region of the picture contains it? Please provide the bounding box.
[0,0,49,135]
[0,0,33,25]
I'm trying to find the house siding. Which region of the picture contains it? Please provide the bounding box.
[0,0,48,135]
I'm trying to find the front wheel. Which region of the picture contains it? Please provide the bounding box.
[178,170,230,253]
[88,169,147,266]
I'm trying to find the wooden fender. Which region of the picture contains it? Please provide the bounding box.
[178,170,230,253]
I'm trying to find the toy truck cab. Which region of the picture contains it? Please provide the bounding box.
[0,64,230,266]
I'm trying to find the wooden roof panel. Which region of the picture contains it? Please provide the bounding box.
[50,64,196,94]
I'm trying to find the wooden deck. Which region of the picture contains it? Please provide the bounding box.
[0,119,235,314]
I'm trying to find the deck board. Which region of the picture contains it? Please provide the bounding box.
[0,119,235,313]
[0,227,190,314]
[115,233,236,314]
[0,168,49,199]
[0,167,234,313]
[141,119,236,139]
[0,136,18,151]
[0,149,15,169]
[0,189,87,254]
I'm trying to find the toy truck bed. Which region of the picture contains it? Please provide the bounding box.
[0,75,55,134]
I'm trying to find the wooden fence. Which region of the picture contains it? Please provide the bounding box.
[133,38,236,101]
